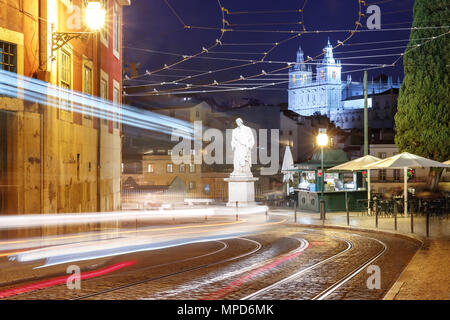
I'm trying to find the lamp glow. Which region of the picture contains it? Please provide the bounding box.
[85,1,106,31]
[316,133,329,147]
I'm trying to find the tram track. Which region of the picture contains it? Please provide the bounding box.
[312,235,387,300]
[71,237,264,300]
[241,232,388,300]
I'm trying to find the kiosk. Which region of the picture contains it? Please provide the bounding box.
[293,149,367,212]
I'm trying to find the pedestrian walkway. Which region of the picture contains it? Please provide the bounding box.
[270,208,450,300]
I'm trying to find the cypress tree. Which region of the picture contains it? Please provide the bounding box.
[394,0,450,190]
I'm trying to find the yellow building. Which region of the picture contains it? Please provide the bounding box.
[0,1,131,237]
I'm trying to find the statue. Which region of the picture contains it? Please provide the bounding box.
[231,118,254,177]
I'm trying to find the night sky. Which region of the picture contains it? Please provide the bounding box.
[123,0,416,105]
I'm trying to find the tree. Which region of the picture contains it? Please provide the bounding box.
[394,0,450,191]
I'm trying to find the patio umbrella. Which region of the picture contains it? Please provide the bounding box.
[281,146,295,196]
[328,155,381,214]
[364,152,450,216]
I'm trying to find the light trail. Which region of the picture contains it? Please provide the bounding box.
[6,217,285,268]
[0,69,193,139]
[0,260,137,299]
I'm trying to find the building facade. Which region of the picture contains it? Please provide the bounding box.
[0,0,130,230]
[288,39,401,123]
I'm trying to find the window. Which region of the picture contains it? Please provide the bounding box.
[61,50,71,87]
[113,2,120,57]
[83,64,93,119]
[332,71,336,79]
[0,41,17,72]
[179,164,186,172]
[394,169,400,181]
[168,150,173,156]
[189,164,195,173]
[100,78,108,100]
[113,84,120,129]
[378,152,387,159]
[100,75,108,124]
[204,184,210,195]
[147,164,154,173]
[196,111,200,118]
[189,181,196,190]
[60,49,72,114]
[320,70,324,80]
[379,169,386,181]
[302,74,307,83]
[166,164,173,173]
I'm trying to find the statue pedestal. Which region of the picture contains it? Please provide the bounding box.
[224,176,259,207]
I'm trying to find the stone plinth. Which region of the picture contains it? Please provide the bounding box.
[224,176,259,207]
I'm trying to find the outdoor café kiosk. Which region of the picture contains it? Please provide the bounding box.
[293,149,367,212]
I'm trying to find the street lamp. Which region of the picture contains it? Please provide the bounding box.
[317,130,328,220]
[51,1,106,59]
[85,1,107,31]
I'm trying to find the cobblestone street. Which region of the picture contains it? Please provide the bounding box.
[0,217,420,300]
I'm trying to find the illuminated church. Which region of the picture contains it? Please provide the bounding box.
[288,39,401,118]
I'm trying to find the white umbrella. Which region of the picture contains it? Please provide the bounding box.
[328,155,381,214]
[281,146,295,196]
[328,155,381,172]
[364,152,450,216]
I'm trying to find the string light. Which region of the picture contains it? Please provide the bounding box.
[125,0,364,95]
[125,29,448,96]
[124,0,447,97]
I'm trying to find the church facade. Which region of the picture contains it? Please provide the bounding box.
[288,39,401,121]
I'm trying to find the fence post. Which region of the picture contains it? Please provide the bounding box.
[394,201,398,231]
[345,192,349,226]
[294,199,297,223]
[375,205,378,228]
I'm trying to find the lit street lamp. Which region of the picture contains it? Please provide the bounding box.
[317,129,328,221]
[85,1,107,31]
[51,1,106,59]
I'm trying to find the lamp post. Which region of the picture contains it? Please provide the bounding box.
[317,129,328,221]
[51,1,106,60]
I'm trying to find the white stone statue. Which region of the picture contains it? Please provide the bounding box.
[231,118,254,177]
